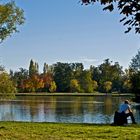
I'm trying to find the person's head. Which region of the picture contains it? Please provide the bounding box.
[124,100,129,104]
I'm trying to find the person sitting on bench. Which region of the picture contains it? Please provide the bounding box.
[118,100,136,124]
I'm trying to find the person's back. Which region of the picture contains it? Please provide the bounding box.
[119,102,130,113]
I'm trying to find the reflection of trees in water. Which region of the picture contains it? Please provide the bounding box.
[43,97,57,121]
[55,96,83,115]
[104,96,112,115]
[0,103,14,121]
[54,96,84,122]
[15,96,53,121]
[0,96,137,123]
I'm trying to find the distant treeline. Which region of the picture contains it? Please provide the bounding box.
[1,50,140,95]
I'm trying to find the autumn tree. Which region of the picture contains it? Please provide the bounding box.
[10,68,28,93]
[0,1,24,42]
[70,79,81,93]
[92,80,98,92]
[103,81,112,93]
[24,75,44,92]
[81,0,140,33]
[49,81,57,93]
[0,71,16,99]
[41,72,54,92]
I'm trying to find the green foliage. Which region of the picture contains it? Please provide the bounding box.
[92,80,98,91]
[4,54,140,94]
[90,59,123,92]
[129,50,140,94]
[0,72,16,99]
[0,1,24,42]
[43,63,48,74]
[10,68,28,93]
[103,81,112,93]
[5,60,125,93]
[53,62,73,92]
[130,50,140,72]
[130,72,140,94]
[79,70,94,93]
[41,72,53,92]
[29,59,39,77]
[81,0,140,33]
[123,79,132,92]
[70,79,81,93]
[49,81,57,93]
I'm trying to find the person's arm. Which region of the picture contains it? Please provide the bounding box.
[128,105,132,112]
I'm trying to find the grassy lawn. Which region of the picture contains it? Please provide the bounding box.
[0,122,140,140]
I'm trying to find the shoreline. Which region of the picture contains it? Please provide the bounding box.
[15,92,135,97]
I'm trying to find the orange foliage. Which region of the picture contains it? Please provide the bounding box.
[24,75,44,92]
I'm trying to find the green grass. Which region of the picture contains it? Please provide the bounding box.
[0,122,140,140]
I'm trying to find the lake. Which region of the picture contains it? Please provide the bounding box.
[0,95,140,124]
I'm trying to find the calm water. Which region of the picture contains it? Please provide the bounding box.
[0,96,140,124]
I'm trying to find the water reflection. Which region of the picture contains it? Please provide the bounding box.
[0,96,140,124]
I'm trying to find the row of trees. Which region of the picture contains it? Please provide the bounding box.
[1,50,140,94]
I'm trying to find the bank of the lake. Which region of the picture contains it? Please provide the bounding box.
[0,122,139,140]
[15,92,135,97]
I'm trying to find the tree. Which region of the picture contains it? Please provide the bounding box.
[70,79,80,93]
[129,50,140,94]
[81,0,140,33]
[123,79,132,93]
[49,81,57,93]
[122,69,132,92]
[90,65,101,83]
[79,70,94,93]
[103,81,112,93]
[130,71,140,94]
[43,63,48,74]
[24,75,44,92]
[41,72,54,92]
[29,59,39,77]
[10,68,28,93]
[53,62,73,92]
[130,50,140,72]
[96,59,123,92]
[0,1,24,42]
[92,80,98,91]
[129,50,140,95]
[0,72,16,99]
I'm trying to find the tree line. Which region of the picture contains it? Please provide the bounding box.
[1,50,140,95]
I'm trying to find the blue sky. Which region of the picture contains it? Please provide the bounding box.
[0,0,140,72]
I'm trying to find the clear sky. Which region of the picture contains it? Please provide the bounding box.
[0,0,140,72]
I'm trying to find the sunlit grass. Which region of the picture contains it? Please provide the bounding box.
[0,122,140,140]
